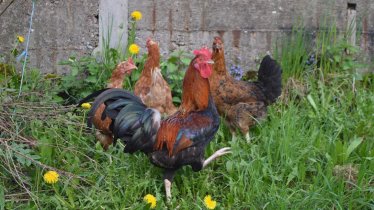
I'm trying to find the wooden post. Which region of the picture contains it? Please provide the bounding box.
[347,3,357,47]
[93,0,128,55]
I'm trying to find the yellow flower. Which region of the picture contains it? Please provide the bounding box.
[143,194,156,209]
[131,10,142,21]
[43,171,59,184]
[129,44,140,55]
[81,103,91,109]
[204,195,217,209]
[17,35,25,43]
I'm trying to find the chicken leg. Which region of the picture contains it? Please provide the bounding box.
[164,179,172,202]
[203,147,232,169]
[245,132,251,143]
[163,169,175,202]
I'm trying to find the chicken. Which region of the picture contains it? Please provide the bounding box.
[209,37,282,141]
[85,47,231,200]
[78,58,137,150]
[134,38,177,115]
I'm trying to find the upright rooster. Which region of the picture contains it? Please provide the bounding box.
[134,38,177,115]
[85,47,230,200]
[79,59,137,150]
[209,37,282,140]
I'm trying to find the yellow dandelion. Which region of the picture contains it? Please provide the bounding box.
[131,10,142,21]
[43,170,59,184]
[204,195,217,209]
[143,194,156,209]
[129,44,140,55]
[17,35,25,43]
[81,103,91,109]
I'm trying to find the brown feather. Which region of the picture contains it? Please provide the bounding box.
[155,113,182,156]
[180,59,210,113]
[209,37,270,134]
[173,135,193,155]
[134,40,177,115]
[155,58,212,156]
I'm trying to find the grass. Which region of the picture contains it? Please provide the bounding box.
[1,22,373,209]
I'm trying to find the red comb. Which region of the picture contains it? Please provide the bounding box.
[193,47,212,58]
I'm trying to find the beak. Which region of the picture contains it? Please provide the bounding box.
[206,60,214,64]
[212,43,222,50]
[129,63,138,70]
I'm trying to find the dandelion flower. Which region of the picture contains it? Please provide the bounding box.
[17,35,25,43]
[131,10,142,21]
[143,194,156,209]
[204,195,217,209]
[43,171,59,184]
[129,44,140,55]
[81,103,91,109]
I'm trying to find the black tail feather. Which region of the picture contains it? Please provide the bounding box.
[85,88,160,154]
[86,88,144,128]
[77,88,110,107]
[258,55,282,104]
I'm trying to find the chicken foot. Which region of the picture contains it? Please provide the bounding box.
[164,179,172,202]
[163,170,175,202]
[203,147,232,169]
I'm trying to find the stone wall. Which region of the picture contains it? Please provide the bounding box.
[0,0,373,74]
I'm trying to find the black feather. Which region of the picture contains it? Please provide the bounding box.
[258,55,282,104]
[77,88,110,107]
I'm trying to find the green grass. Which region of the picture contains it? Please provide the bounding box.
[1,23,374,209]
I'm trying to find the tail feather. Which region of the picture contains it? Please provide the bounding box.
[93,89,161,154]
[86,88,143,128]
[77,88,110,107]
[258,55,282,104]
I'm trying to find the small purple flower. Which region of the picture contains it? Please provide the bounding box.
[306,54,316,66]
[229,65,243,80]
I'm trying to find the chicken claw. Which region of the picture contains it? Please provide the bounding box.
[164,179,172,202]
[203,147,232,168]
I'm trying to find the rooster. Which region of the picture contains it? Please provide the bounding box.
[134,38,177,115]
[209,37,282,141]
[78,58,137,150]
[85,47,231,200]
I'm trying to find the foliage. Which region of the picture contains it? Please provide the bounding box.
[58,56,113,104]
[160,50,192,104]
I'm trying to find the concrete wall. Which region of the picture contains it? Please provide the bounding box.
[129,0,374,71]
[0,0,373,74]
[0,0,99,74]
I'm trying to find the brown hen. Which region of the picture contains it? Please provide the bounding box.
[209,37,282,141]
[134,38,177,115]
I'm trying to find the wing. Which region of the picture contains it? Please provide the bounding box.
[155,96,220,156]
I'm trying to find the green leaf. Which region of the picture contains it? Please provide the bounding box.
[307,94,319,114]
[181,58,191,65]
[39,136,53,163]
[172,97,181,103]
[333,55,341,63]
[86,76,97,83]
[167,63,177,73]
[226,160,233,173]
[346,137,363,158]
[71,68,78,77]
[286,167,299,185]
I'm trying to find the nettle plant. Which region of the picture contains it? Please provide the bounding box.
[160,50,192,105]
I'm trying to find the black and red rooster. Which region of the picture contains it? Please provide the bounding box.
[79,47,231,200]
